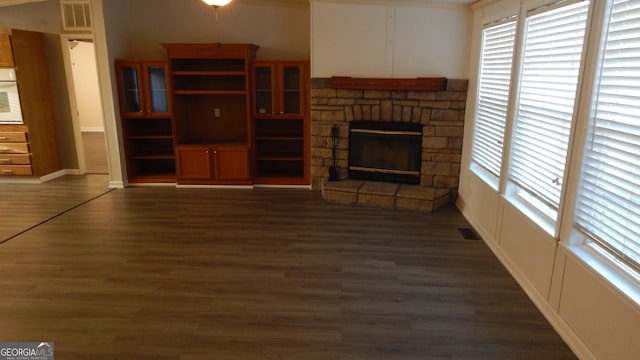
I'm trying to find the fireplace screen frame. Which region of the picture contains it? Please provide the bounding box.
[348,121,423,185]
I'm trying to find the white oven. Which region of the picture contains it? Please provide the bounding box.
[0,68,23,124]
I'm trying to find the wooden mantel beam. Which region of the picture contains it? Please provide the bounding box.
[329,76,447,91]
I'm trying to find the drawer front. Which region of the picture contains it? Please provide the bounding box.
[0,142,29,154]
[0,154,30,165]
[0,165,33,176]
[0,132,28,142]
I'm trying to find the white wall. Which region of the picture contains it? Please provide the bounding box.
[116,0,310,60]
[310,1,471,78]
[93,0,133,187]
[458,1,640,359]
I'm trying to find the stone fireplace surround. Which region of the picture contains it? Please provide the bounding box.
[311,77,468,211]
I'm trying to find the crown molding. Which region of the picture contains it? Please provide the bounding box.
[0,0,46,6]
[235,0,310,7]
[309,0,475,10]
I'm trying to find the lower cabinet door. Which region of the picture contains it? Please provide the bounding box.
[176,146,212,180]
[213,145,250,181]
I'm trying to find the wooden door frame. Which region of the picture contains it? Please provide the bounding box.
[60,33,96,175]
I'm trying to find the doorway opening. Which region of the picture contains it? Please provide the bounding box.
[61,35,109,175]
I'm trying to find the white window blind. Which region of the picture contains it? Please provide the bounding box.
[509,0,590,222]
[576,0,640,270]
[471,19,517,181]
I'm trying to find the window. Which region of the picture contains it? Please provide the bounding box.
[576,0,640,271]
[508,0,590,228]
[471,18,517,185]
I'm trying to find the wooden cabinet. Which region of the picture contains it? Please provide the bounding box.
[252,60,310,185]
[0,33,13,67]
[115,60,176,183]
[176,144,251,184]
[0,29,61,179]
[0,131,32,176]
[163,43,258,185]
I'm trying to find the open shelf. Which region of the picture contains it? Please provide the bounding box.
[116,60,176,183]
[164,43,258,185]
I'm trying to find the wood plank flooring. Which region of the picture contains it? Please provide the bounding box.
[0,176,577,359]
[0,174,112,242]
[81,131,109,174]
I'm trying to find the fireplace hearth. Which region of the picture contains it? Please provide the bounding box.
[349,121,422,184]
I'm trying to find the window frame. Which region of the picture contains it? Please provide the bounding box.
[470,16,519,191]
[504,0,593,237]
[569,0,640,276]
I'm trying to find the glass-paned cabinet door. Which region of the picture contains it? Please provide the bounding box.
[118,65,142,114]
[146,65,169,114]
[282,65,301,114]
[254,66,273,115]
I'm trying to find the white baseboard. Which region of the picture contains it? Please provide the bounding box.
[108,180,125,189]
[80,127,105,132]
[253,184,312,190]
[0,169,67,184]
[64,168,81,176]
[175,185,254,189]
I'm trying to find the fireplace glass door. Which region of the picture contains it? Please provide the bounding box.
[349,121,422,184]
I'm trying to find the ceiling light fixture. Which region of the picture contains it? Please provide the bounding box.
[202,0,233,8]
[202,0,234,47]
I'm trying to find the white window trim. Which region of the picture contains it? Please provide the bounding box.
[566,233,640,306]
[469,5,520,192]
[503,0,592,238]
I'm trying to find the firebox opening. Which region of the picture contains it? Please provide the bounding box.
[349,121,423,185]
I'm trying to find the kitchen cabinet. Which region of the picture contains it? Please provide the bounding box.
[252,60,310,185]
[0,29,61,179]
[0,131,31,176]
[163,43,258,185]
[0,34,13,67]
[115,60,176,183]
[176,144,251,184]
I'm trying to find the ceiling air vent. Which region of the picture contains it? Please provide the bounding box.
[61,0,92,31]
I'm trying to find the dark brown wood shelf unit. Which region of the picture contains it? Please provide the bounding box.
[252,60,310,185]
[115,60,176,183]
[163,43,258,185]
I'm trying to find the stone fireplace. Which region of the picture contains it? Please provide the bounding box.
[311,76,468,211]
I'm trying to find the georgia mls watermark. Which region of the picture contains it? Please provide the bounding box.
[0,342,54,360]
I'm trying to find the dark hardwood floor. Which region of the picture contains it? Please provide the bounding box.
[0,176,577,359]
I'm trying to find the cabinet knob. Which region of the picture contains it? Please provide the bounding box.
[2,169,12,173]
[0,159,10,163]
[0,137,6,140]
